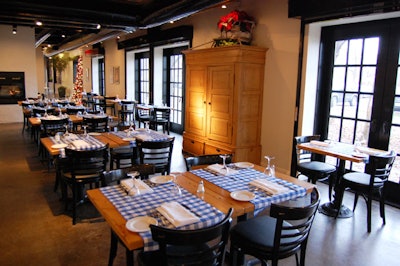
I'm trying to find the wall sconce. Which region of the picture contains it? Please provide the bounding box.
[12,25,17,35]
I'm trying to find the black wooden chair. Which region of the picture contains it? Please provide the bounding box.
[118,100,136,127]
[109,146,138,170]
[294,135,336,200]
[21,102,32,133]
[137,107,153,128]
[150,107,171,134]
[137,208,233,266]
[61,144,108,225]
[341,150,396,232]
[138,137,175,175]
[185,154,233,171]
[230,188,320,266]
[83,116,109,132]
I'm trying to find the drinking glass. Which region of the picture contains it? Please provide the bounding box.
[127,171,140,196]
[263,155,275,177]
[64,124,69,137]
[82,125,88,137]
[170,172,182,197]
[219,154,230,174]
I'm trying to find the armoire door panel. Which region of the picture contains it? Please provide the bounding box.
[208,116,230,143]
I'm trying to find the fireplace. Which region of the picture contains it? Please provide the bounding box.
[0,72,25,104]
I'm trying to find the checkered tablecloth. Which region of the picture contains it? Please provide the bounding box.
[50,133,106,150]
[191,167,307,212]
[100,182,225,251]
[112,129,170,142]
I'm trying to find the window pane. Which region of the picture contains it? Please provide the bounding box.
[334,40,348,65]
[332,67,345,91]
[358,95,373,120]
[363,37,379,64]
[360,66,376,93]
[341,119,355,144]
[345,67,360,92]
[348,39,363,65]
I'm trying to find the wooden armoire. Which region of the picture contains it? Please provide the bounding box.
[182,45,267,164]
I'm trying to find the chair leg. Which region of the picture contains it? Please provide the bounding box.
[353,193,359,212]
[108,230,118,266]
[126,248,134,266]
[379,190,386,224]
[229,244,238,266]
[72,183,77,225]
[367,196,372,233]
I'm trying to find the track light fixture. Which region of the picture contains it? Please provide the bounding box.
[12,25,17,34]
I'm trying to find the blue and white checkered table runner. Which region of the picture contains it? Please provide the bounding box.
[100,182,225,251]
[50,134,106,150]
[112,130,170,142]
[191,168,307,212]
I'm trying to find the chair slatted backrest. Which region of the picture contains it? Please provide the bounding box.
[83,116,109,132]
[294,135,321,164]
[102,164,156,186]
[153,107,170,122]
[366,151,396,187]
[185,154,233,171]
[123,163,156,180]
[270,188,320,260]
[65,145,108,180]
[138,138,174,175]
[41,117,69,137]
[149,208,233,266]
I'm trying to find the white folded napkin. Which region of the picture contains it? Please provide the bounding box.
[206,164,239,176]
[120,178,154,196]
[71,139,90,149]
[310,140,330,147]
[354,146,382,156]
[156,201,200,227]
[249,179,289,195]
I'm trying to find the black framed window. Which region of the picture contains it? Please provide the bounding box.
[134,52,150,104]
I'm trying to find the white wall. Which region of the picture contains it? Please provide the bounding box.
[0,25,37,123]
[177,0,301,173]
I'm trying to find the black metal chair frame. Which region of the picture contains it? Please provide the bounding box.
[150,107,171,134]
[341,150,396,232]
[295,135,336,201]
[83,116,109,132]
[138,137,175,175]
[230,188,320,266]
[185,154,233,171]
[61,144,108,225]
[138,208,233,266]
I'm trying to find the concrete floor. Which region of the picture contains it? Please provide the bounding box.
[1,122,400,266]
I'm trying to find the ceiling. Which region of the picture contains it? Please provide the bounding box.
[0,0,227,53]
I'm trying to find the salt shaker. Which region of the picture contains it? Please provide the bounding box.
[197,180,205,199]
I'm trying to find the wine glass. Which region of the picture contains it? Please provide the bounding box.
[127,171,140,196]
[170,172,182,197]
[144,121,150,132]
[82,125,88,137]
[64,124,69,137]
[219,154,230,174]
[263,155,275,177]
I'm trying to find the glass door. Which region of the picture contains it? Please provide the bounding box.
[316,18,400,185]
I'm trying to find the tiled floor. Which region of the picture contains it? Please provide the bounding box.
[0,122,399,265]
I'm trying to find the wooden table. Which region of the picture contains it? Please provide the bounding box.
[87,167,314,252]
[297,141,386,218]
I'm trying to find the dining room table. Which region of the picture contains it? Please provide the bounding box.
[86,163,315,255]
[297,140,388,218]
[40,127,171,156]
